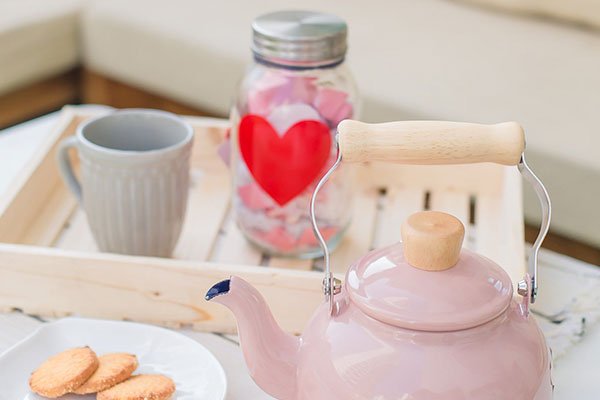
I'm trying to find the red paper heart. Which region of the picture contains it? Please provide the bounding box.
[238,115,331,206]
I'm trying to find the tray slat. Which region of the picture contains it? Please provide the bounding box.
[0,243,322,334]
[0,114,81,245]
[330,185,380,273]
[374,186,424,249]
[210,215,263,266]
[475,168,525,286]
[55,210,96,251]
[269,257,313,271]
[173,173,230,261]
[19,185,76,246]
[430,189,471,240]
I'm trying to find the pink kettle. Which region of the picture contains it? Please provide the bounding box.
[206,120,553,399]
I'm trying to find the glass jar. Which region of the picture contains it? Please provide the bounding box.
[230,11,359,257]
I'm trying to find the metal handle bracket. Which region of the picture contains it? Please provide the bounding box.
[310,136,343,314]
[517,153,551,304]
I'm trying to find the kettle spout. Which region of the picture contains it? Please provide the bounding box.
[206,276,300,399]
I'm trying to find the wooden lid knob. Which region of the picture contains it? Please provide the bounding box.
[401,211,465,271]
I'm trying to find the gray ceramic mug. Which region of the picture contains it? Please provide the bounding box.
[57,109,194,257]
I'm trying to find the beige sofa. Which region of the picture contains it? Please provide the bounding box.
[2,0,599,247]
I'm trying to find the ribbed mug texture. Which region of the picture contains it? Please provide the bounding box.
[79,147,191,257]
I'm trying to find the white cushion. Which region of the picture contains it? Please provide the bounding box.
[459,0,600,30]
[0,0,83,95]
[81,0,600,245]
[81,0,249,115]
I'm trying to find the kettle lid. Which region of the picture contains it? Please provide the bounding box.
[346,211,513,331]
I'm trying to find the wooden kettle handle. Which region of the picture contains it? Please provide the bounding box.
[337,120,525,166]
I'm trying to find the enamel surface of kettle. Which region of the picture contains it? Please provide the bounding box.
[296,292,552,399]
[206,275,552,399]
[345,245,514,331]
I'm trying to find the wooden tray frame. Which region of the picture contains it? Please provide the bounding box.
[0,107,525,334]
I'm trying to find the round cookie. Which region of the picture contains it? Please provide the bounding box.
[98,374,176,400]
[29,346,99,398]
[73,353,138,394]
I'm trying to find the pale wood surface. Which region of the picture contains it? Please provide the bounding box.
[373,186,424,249]
[330,184,380,274]
[0,112,83,245]
[210,214,263,266]
[0,243,323,334]
[401,211,465,271]
[475,166,525,286]
[173,172,230,261]
[0,107,526,334]
[338,120,525,165]
[429,189,471,241]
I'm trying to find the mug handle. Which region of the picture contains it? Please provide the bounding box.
[56,136,82,202]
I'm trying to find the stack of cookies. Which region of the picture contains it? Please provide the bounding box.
[28,347,176,399]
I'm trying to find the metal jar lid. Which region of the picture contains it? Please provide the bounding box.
[252,10,348,67]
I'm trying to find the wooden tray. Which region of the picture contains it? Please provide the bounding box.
[0,107,525,334]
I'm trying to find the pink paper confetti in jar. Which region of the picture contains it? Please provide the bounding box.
[230,11,359,257]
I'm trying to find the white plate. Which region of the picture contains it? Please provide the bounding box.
[0,318,227,400]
